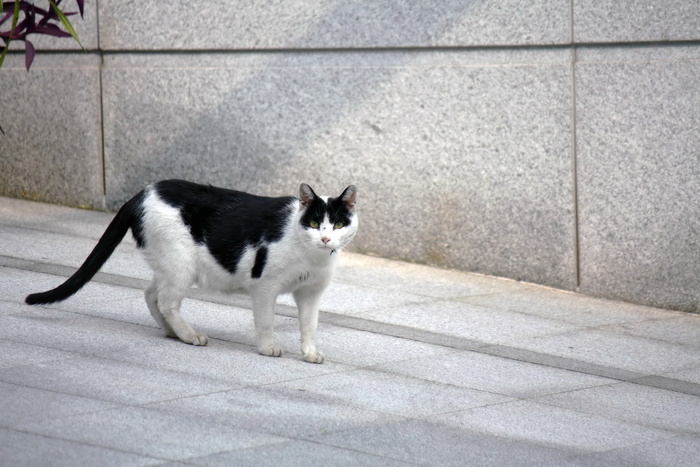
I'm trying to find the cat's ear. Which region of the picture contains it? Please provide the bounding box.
[299,183,317,207]
[340,185,357,211]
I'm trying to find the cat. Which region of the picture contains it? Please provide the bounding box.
[25,180,358,363]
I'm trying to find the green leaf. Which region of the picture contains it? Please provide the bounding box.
[0,0,21,69]
[48,0,84,50]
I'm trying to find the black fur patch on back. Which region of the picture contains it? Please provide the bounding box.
[155,180,295,274]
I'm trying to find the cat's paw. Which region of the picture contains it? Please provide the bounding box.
[258,345,282,357]
[188,333,208,346]
[303,350,325,364]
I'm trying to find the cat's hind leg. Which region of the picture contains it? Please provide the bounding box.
[147,280,208,346]
[145,281,177,338]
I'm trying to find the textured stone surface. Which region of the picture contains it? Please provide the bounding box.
[268,369,512,417]
[19,406,287,461]
[102,49,576,289]
[0,428,154,467]
[0,381,118,427]
[537,383,700,434]
[514,328,700,374]
[98,0,570,50]
[574,0,700,43]
[0,355,235,405]
[197,439,412,467]
[378,351,613,398]
[0,54,103,208]
[352,300,577,345]
[572,436,700,467]
[435,400,673,452]
[314,419,576,466]
[575,46,700,312]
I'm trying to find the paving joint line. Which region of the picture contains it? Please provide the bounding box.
[3,254,699,398]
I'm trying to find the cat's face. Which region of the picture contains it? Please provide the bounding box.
[297,184,358,253]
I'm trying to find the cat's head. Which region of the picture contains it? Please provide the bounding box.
[297,184,358,254]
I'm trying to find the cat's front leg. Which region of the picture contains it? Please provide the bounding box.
[293,288,325,364]
[251,293,282,357]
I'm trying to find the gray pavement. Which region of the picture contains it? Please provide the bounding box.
[1,195,699,466]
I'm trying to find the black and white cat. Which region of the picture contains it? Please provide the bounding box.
[26,180,358,363]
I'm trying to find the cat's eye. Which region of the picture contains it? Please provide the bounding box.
[334,222,344,229]
[309,220,319,229]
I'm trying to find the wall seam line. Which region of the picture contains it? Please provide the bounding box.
[95,0,107,206]
[570,0,581,293]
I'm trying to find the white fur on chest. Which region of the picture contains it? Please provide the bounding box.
[194,238,337,295]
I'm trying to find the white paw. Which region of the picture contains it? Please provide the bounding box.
[303,350,325,364]
[186,333,208,346]
[258,345,282,357]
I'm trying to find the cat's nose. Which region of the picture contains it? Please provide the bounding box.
[321,237,331,244]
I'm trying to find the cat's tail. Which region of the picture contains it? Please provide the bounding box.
[25,191,145,305]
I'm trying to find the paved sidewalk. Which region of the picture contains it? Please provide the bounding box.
[1,196,699,466]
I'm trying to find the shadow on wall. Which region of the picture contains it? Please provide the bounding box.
[103,0,482,204]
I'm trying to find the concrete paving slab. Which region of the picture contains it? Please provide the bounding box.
[269,368,512,417]
[20,405,289,463]
[0,299,173,359]
[0,428,159,467]
[353,299,579,344]
[514,328,700,374]
[0,381,121,428]
[314,418,580,466]
[569,435,700,467]
[190,438,413,467]
[376,350,615,398]
[1,299,329,388]
[536,383,700,434]
[459,287,674,327]
[0,355,237,405]
[0,339,77,369]
[307,323,454,367]
[602,315,700,349]
[148,387,404,439]
[663,364,700,385]
[433,400,675,453]
[335,251,533,299]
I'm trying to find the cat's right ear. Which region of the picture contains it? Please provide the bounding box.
[299,183,316,207]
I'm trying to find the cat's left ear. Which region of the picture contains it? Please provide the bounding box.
[299,183,317,207]
[340,185,357,211]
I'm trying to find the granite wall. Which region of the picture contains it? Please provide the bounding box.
[1,1,698,312]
